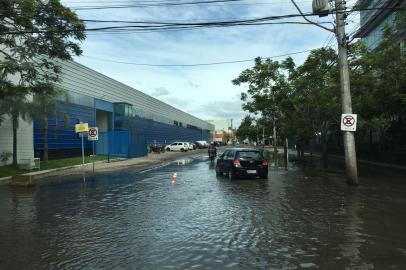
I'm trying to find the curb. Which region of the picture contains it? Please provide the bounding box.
[3,150,208,186]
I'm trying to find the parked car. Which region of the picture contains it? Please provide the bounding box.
[184,142,194,151]
[195,140,209,149]
[165,142,189,152]
[215,148,268,180]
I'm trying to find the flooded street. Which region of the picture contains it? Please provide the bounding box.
[1,155,406,269]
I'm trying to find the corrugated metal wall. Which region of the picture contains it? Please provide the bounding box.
[33,103,210,158]
[34,103,95,151]
[129,116,210,145]
[56,60,214,132]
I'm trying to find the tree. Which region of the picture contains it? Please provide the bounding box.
[232,57,293,160]
[349,15,406,152]
[29,86,69,161]
[236,115,256,142]
[1,91,30,165]
[0,0,85,163]
[289,48,340,168]
[1,0,85,97]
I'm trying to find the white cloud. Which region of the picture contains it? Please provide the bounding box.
[151,87,170,97]
[67,0,339,128]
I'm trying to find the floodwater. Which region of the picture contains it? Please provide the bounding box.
[1,155,406,269]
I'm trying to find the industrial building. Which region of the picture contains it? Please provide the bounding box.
[354,0,405,49]
[0,60,214,165]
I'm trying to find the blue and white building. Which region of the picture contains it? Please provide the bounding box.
[0,60,214,164]
[354,0,405,49]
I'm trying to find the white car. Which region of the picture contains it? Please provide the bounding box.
[195,140,209,148]
[165,142,189,152]
[185,142,194,150]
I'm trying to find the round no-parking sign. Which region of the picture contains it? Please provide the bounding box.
[341,114,357,132]
[88,127,99,141]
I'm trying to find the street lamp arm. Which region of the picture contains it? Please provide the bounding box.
[290,0,335,33]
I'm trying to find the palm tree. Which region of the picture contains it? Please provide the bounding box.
[29,87,69,161]
[1,92,30,165]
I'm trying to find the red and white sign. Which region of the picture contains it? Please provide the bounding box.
[88,127,99,141]
[341,114,357,132]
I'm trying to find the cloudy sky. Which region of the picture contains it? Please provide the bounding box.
[61,0,359,127]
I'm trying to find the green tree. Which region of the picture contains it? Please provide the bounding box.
[232,57,293,158]
[236,115,256,142]
[1,92,30,165]
[350,17,406,152]
[0,0,85,97]
[0,0,85,163]
[29,87,69,161]
[289,48,340,168]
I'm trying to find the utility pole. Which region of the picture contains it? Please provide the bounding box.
[291,0,359,185]
[230,119,233,143]
[273,116,277,168]
[335,0,358,186]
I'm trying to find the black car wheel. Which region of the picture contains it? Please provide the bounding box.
[181,148,185,152]
[228,169,236,180]
[215,166,222,176]
[166,147,170,151]
[259,173,268,179]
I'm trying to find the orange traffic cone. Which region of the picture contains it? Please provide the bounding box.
[172,172,177,185]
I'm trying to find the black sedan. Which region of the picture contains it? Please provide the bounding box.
[215,148,268,180]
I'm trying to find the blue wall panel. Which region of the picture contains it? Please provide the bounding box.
[34,103,95,151]
[34,103,210,156]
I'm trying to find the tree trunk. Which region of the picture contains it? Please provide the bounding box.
[283,138,288,169]
[296,143,300,163]
[310,139,314,165]
[43,123,49,162]
[300,145,305,164]
[273,117,277,168]
[321,131,328,169]
[12,114,18,165]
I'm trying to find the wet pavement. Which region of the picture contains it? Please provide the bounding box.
[1,154,406,269]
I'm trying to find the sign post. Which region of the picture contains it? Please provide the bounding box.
[75,123,89,166]
[88,127,99,174]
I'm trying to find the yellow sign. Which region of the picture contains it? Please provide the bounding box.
[75,123,89,133]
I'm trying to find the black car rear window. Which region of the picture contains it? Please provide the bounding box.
[236,151,262,159]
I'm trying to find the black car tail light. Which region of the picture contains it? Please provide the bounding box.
[262,160,268,166]
[233,160,242,167]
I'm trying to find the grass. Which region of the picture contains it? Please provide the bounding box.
[0,156,113,178]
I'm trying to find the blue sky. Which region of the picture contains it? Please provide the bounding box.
[61,0,359,127]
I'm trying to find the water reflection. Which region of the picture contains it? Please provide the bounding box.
[0,159,406,269]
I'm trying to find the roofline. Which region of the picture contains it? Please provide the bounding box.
[354,0,401,38]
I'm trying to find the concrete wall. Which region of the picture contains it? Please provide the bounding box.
[0,115,34,165]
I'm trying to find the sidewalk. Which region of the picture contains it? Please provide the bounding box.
[1,148,209,186]
[302,151,406,173]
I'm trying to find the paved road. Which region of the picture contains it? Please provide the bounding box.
[1,154,406,269]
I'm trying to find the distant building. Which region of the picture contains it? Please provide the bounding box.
[354,0,405,49]
[206,119,232,144]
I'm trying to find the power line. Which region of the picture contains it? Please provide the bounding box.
[1,12,331,35]
[64,0,313,9]
[81,49,316,67]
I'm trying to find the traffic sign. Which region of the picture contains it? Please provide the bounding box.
[75,123,89,133]
[341,114,357,131]
[88,127,99,141]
